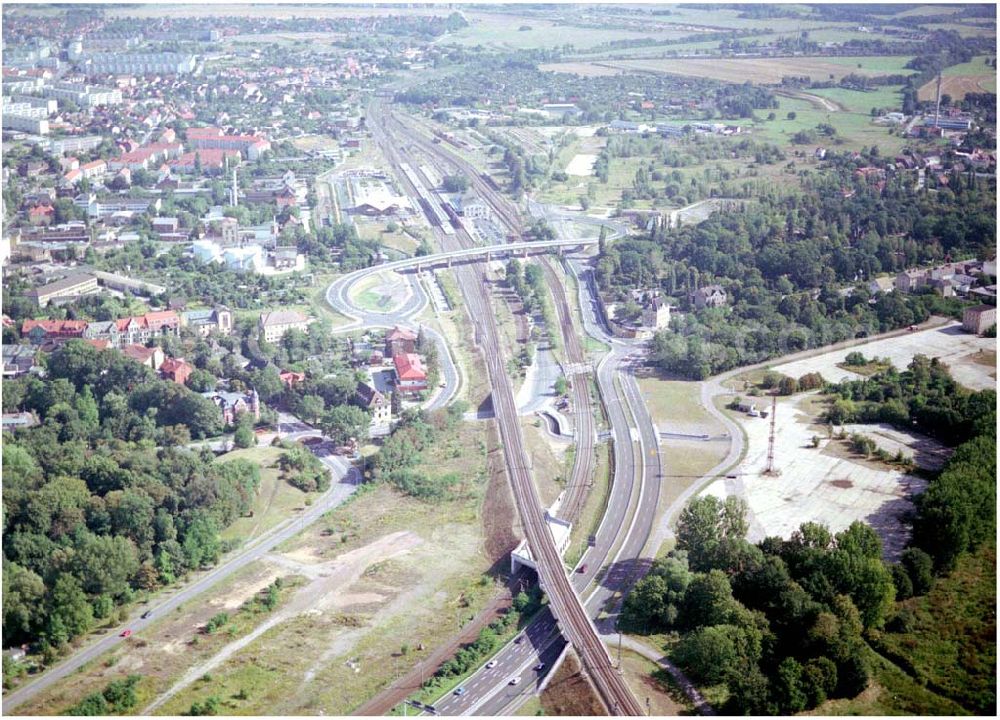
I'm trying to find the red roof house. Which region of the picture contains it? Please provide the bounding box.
[159,357,194,385]
[392,352,427,395]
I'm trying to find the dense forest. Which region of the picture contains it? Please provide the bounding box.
[596,153,996,378]
[2,343,263,654]
[621,361,995,714]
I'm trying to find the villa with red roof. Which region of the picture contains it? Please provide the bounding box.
[392,352,427,396]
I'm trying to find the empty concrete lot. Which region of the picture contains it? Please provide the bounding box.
[704,392,927,561]
[770,321,996,391]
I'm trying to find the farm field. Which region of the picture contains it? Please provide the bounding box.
[539,61,624,77]
[442,12,685,49]
[607,55,918,85]
[918,55,997,100]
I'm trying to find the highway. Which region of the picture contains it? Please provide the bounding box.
[1,442,360,713]
[369,101,644,715]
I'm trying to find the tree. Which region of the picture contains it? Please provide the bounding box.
[673,624,739,685]
[442,175,469,193]
[676,495,749,571]
[233,412,256,449]
[298,394,326,425]
[773,657,808,713]
[681,569,740,628]
[186,369,217,393]
[70,532,140,600]
[554,376,569,397]
[900,547,934,595]
[778,376,799,395]
[45,575,94,646]
[321,405,369,445]
[2,562,46,643]
[787,111,797,120]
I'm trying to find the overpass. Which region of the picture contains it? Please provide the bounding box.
[375,237,597,274]
[326,237,599,326]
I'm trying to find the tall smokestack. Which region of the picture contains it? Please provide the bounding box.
[231,167,238,207]
[934,72,942,128]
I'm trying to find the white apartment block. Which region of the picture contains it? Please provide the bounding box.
[38,82,122,107]
[8,94,58,114]
[2,100,49,119]
[2,113,49,135]
[82,52,197,76]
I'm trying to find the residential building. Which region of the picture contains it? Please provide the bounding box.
[83,310,180,348]
[121,343,165,370]
[201,388,260,425]
[279,370,305,388]
[2,344,38,377]
[186,127,271,160]
[638,290,671,329]
[180,305,233,336]
[22,318,87,344]
[355,381,391,427]
[28,205,55,226]
[689,284,728,309]
[26,272,99,307]
[1,412,37,431]
[385,325,418,357]
[258,309,309,343]
[37,81,122,107]
[80,52,196,76]
[962,305,997,335]
[393,352,427,395]
[160,357,194,385]
[2,112,49,134]
[79,159,108,180]
[46,135,103,155]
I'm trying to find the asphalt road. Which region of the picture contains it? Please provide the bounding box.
[2,439,359,713]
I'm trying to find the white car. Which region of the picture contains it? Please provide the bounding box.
[486,660,498,669]
[509,677,521,686]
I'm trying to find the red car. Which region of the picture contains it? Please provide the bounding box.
[120,629,132,638]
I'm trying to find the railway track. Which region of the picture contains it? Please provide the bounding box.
[371,101,642,716]
[385,104,598,524]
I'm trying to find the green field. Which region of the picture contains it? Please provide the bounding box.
[944,55,998,76]
[818,56,918,74]
[217,447,313,544]
[872,545,996,715]
[922,22,996,38]
[750,90,907,155]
